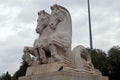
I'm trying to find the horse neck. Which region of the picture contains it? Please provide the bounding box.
[62,14,72,36]
[61,7,72,36]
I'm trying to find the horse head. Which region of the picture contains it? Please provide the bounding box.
[36,10,50,34]
[48,4,70,30]
[48,4,62,30]
[48,4,72,51]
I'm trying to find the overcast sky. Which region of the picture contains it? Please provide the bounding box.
[0,0,120,75]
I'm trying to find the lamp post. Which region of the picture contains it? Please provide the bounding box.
[87,0,93,49]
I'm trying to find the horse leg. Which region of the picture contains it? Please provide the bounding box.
[49,44,62,61]
[37,47,48,64]
[34,48,41,61]
[23,47,33,65]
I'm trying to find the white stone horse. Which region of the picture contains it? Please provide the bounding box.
[48,4,94,71]
[23,5,94,71]
[71,45,94,71]
[48,4,72,62]
[23,10,52,65]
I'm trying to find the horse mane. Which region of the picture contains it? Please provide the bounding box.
[58,5,70,16]
[58,5,72,23]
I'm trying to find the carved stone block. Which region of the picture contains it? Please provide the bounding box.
[25,62,71,76]
[19,71,108,80]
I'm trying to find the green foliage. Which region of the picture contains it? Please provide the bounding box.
[0,55,28,80]
[89,49,109,76]
[107,45,120,80]
[11,59,29,80]
[89,45,120,80]
[0,72,11,80]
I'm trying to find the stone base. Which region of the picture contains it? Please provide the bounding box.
[19,71,108,80]
[19,62,108,80]
[25,62,72,76]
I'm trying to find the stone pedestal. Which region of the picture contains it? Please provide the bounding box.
[19,62,108,80]
[25,62,72,76]
[19,71,108,80]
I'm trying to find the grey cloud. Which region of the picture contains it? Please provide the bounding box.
[16,10,36,23]
[0,0,25,8]
[15,0,88,24]
[0,26,37,75]
[0,15,10,23]
[15,0,53,24]
[86,0,120,50]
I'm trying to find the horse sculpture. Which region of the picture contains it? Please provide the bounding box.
[47,4,94,70]
[23,4,94,72]
[71,45,94,71]
[23,10,52,65]
[48,4,72,62]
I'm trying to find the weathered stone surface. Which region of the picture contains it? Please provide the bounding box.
[23,4,73,65]
[20,62,108,80]
[25,62,71,76]
[19,71,108,80]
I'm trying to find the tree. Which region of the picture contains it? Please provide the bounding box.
[0,72,11,80]
[88,49,109,76]
[108,45,120,80]
[11,55,29,80]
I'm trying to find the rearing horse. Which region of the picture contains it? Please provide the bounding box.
[48,4,72,61]
[48,4,94,71]
[23,10,53,65]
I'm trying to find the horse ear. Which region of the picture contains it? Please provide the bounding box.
[55,4,59,10]
[51,4,59,10]
[54,4,58,7]
[42,10,45,14]
[50,6,53,10]
[38,12,40,15]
